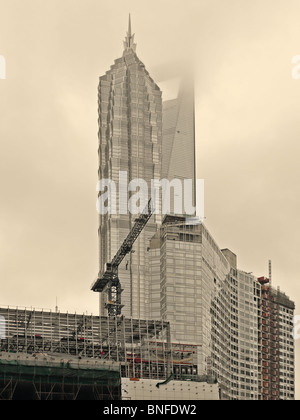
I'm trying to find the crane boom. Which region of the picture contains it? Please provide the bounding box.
[110,199,153,269]
[91,199,154,315]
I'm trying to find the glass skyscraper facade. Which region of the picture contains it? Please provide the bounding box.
[97,18,162,318]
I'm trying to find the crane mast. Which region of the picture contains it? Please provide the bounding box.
[91,199,154,316]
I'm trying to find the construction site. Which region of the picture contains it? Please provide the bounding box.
[0,306,218,400]
[0,195,220,400]
[0,194,295,400]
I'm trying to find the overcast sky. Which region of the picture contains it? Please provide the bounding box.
[0,0,300,398]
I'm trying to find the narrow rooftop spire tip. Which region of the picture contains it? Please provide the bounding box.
[123,13,136,53]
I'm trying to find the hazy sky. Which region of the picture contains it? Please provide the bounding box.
[0,0,300,398]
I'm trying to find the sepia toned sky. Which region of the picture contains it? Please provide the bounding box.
[0,0,300,398]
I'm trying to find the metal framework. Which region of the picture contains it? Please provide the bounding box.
[258,276,280,400]
[92,199,154,316]
[0,307,176,381]
[0,352,120,400]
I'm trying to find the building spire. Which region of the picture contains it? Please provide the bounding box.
[123,14,136,53]
[128,13,132,38]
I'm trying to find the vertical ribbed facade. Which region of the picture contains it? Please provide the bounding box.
[149,216,233,399]
[97,29,162,318]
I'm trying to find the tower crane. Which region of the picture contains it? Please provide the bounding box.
[91,199,154,316]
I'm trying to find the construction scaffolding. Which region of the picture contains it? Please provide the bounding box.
[0,352,120,400]
[258,277,279,400]
[0,306,181,382]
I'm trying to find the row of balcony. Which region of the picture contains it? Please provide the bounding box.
[262,390,279,398]
[262,361,278,369]
[263,382,278,389]
[262,325,278,334]
[262,333,278,340]
[262,340,278,347]
[262,375,279,383]
[262,300,278,309]
[261,319,278,328]
[262,312,278,320]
